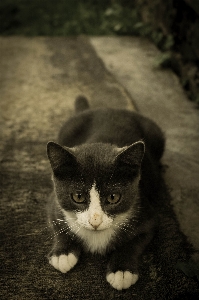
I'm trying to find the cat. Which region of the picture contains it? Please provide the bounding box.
[46,95,165,290]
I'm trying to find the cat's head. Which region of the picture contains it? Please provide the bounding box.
[47,141,144,233]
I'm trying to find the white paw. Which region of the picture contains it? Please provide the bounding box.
[49,253,78,273]
[106,271,139,290]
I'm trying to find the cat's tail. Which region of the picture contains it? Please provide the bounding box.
[75,95,90,113]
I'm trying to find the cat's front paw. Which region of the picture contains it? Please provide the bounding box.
[106,271,139,290]
[49,253,78,273]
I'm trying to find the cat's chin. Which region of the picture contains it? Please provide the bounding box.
[75,225,115,254]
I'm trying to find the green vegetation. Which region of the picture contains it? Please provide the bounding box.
[0,0,174,50]
[0,0,138,35]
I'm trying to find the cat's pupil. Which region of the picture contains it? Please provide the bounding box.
[107,194,121,204]
[71,193,85,203]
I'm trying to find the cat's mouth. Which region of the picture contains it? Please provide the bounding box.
[88,225,110,231]
[80,222,112,232]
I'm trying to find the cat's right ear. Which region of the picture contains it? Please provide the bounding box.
[115,141,145,168]
[47,142,78,178]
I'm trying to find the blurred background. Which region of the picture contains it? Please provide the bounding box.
[0,0,199,104]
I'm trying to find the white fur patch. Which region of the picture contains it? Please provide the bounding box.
[62,183,133,254]
[75,225,115,254]
[76,184,113,231]
[63,209,132,255]
[49,253,78,273]
[88,184,103,228]
[106,271,139,290]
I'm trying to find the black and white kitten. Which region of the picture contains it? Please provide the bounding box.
[47,96,165,290]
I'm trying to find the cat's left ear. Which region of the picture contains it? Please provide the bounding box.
[47,142,78,177]
[115,141,145,167]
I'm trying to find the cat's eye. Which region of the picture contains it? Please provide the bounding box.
[71,193,86,203]
[107,194,121,204]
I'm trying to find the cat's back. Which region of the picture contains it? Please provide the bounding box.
[58,107,139,146]
[58,97,165,161]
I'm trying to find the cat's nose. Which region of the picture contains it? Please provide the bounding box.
[89,213,102,230]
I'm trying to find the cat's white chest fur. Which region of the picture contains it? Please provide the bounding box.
[62,184,131,254]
